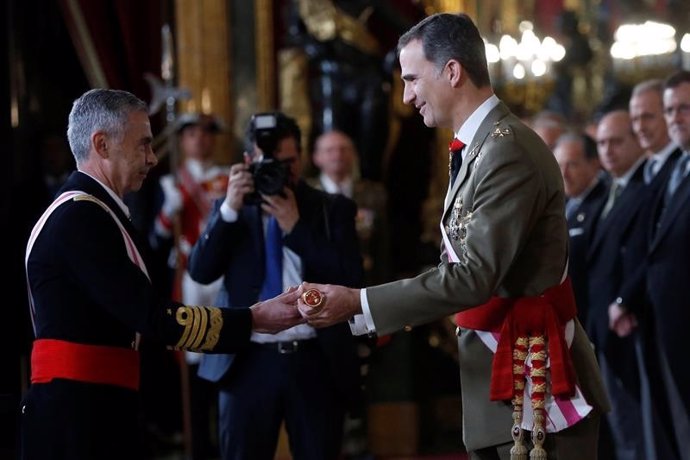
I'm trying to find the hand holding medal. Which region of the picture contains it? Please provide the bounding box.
[296,282,362,328]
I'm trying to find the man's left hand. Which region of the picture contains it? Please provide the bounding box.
[262,187,299,233]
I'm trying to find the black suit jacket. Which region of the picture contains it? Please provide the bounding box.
[567,175,608,327]
[188,180,363,405]
[586,161,648,352]
[639,161,690,412]
[616,147,681,315]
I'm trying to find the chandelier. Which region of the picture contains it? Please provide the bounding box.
[610,20,679,82]
[483,21,566,114]
[484,21,565,83]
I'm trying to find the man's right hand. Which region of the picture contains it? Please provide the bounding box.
[250,287,304,333]
[224,163,254,211]
[296,282,363,328]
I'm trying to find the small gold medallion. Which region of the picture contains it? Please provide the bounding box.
[302,288,325,309]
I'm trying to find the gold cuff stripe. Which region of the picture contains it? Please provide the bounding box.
[190,307,203,348]
[176,306,204,349]
[190,307,209,350]
[174,306,224,351]
[200,307,223,351]
[175,307,193,349]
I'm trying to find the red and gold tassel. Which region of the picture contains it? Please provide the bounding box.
[529,335,548,459]
[510,336,529,460]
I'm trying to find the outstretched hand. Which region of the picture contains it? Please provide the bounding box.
[296,282,362,328]
[250,287,304,333]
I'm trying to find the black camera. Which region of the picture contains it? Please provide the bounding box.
[243,113,290,205]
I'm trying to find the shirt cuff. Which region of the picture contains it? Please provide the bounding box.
[347,288,377,336]
[348,315,369,336]
[220,201,239,223]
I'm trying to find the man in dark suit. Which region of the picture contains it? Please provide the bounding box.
[553,132,607,327]
[608,77,682,459]
[296,13,609,460]
[187,112,363,460]
[586,110,648,459]
[615,70,690,458]
[20,89,303,460]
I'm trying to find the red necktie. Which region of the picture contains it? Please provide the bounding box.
[449,138,465,185]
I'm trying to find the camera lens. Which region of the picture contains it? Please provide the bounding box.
[243,159,289,205]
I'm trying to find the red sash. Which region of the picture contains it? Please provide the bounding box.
[455,278,577,401]
[31,339,140,391]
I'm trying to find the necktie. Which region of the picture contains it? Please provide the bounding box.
[449,138,465,186]
[666,154,690,198]
[565,198,580,220]
[601,181,622,219]
[643,158,658,185]
[260,216,283,300]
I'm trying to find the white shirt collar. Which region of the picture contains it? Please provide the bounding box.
[77,170,131,219]
[455,94,500,159]
[319,173,353,198]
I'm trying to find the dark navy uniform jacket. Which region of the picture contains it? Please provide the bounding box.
[22,171,262,460]
[26,171,253,351]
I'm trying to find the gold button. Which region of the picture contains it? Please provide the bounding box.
[403,325,412,332]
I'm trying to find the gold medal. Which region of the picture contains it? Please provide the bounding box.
[301,288,325,309]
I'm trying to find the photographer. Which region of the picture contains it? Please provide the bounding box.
[187,112,364,460]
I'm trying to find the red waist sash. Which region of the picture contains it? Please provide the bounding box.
[455,277,577,401]
[31,339,140,391]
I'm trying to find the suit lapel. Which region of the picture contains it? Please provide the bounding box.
[588,165,645,259]
[651,174,690,252]
[568,178,606,231]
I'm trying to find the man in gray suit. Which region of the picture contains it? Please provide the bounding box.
[297,13,609,460]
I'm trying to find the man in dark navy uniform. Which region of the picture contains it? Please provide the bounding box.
[20,89,303,460]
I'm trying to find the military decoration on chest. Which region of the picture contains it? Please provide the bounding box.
[446,197,472,265]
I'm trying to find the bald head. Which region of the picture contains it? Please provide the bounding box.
[596,110,644,178]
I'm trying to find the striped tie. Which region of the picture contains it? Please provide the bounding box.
[601,181,622,219]
[666,154,690,198]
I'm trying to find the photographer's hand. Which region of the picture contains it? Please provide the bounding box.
[224,163,253,211]
[262,187,299,233]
